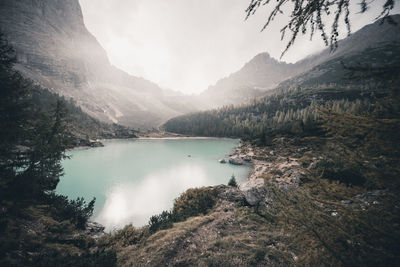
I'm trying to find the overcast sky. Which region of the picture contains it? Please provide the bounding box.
[79,0,399,94]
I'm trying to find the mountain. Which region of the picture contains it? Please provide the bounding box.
[198,53,299,108]
[0,0,194,129]
[199,15,400,109]
[1,0,398,128]
[163,15,400,139]
[302,14,400,67]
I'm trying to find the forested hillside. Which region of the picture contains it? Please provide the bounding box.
[164,43,400,145]
[153,40,400,266]
[0,33,137,146]
[195,15,400,110]
[30,89,137,145]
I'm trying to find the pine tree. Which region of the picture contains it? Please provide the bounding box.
[228,175,238,187]
[0,33,71,199]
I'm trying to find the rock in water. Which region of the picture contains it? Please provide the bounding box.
[228,156,243,165]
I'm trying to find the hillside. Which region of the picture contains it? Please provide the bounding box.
[104,128,400,265]
[31,88,138,144]
[120,28,400,265]
[0,0,196,129]
[163,39,400,140]
[198,15,400,109]
[198,53,298,108]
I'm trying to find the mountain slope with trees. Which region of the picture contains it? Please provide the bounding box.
[164,28,400,142]
[197,15,400,109]
[0,0,197,129]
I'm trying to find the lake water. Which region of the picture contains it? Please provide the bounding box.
[57,138,250,231]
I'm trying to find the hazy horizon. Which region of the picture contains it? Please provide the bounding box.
[79,0,400,94]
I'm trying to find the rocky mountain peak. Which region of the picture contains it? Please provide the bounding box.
[0,0,196,129]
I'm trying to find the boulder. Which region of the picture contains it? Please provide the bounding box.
[89,140,104,147]
[216,185,246,203]
[243,156,252,162]
[239,178,270,206]
[228,156,244,165]
[219,159,226,164]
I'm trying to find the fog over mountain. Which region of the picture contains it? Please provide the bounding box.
[199,15,400,109]
[0,0,399,128]
[79,0,400,95]
[0,0,196,129]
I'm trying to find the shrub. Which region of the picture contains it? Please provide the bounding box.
[253,248,268,262]
[149,211,174,233]
[105,224,146,247]
[46,193,95,229]
[228,175,238,187]
[147,187,218,234]
[172,187,217,221]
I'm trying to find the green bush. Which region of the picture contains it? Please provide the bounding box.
[108,224,147,247]
[253,248,268,262]
[147,187,218,234]
[46,193,95,229]
[172,187,217,221]
[149,211,174,233]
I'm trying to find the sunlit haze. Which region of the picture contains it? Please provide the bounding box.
[79,0,399,94]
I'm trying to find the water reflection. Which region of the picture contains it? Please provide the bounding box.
[96,163,210,230]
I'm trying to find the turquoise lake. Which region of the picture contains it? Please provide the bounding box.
[57,138,250,231]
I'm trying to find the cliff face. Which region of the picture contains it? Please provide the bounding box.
[0,0,193,128]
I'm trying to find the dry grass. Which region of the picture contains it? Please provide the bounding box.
[115,199,290,266]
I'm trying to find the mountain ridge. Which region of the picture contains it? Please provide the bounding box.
[0,0,195,129]
[198,15,400,109]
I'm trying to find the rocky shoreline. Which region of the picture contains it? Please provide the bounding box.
[230,140,305,186]
[88,137,392,266]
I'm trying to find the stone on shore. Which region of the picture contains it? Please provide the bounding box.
[228,156,244,165]
[239,178,269,206]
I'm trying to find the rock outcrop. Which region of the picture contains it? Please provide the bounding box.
[239,178,269,206]
[85,221,105,239]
